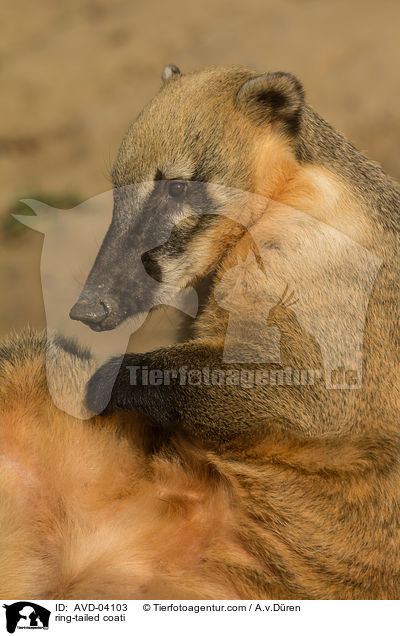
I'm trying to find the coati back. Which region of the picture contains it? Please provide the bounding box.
[0,330,251,599]
[1,330,400,599]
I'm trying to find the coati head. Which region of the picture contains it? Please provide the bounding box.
[70,65,305,331]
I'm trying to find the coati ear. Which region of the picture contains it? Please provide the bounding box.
[161,64,181,83]
[236,72,305,135]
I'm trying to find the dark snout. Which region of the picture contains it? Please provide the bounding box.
[69,294,125,331]
[69,187,161,331]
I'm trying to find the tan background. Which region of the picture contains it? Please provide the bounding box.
[1,0,400,340]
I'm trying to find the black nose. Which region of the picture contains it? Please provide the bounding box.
[69,298,109,327]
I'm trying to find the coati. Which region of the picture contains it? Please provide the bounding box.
[70,65,400,450]
[3,66,400,599]
[1,329,400,599]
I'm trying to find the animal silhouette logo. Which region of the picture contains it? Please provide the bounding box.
[14,185,383,411]
[213,229,380,388]
[3,602,50,633]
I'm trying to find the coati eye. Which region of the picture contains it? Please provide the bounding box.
[167,180,188,199]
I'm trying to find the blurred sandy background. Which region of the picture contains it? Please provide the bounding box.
[1,0,400,344]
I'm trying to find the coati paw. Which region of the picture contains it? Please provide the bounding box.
[86,354,179,426]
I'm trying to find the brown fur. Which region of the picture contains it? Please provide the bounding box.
[0,331,255,599]
[1,330,400,599]
[4,67,400,599]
